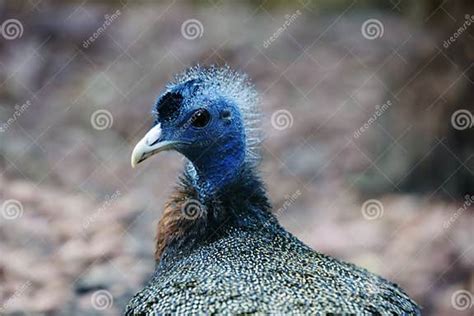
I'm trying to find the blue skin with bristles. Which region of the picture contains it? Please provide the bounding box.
[152,67,252,195]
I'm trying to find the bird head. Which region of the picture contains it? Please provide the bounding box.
[131,66,261,192]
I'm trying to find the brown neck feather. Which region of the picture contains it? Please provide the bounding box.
[154,164,272,262]
[155,185,199,261]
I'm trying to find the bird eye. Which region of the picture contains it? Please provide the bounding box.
[190,109,211,128]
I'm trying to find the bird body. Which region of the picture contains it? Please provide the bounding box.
[127,66,421,315]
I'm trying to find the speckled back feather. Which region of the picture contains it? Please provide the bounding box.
[126,165,421,315]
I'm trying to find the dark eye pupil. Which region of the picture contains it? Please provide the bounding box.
[191,109,211,128]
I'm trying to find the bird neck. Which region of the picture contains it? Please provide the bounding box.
[186,136,246,197]
[154,163,277,264]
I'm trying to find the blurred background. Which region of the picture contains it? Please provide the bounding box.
[0,0,473,315]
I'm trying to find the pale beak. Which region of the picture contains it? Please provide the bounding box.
[131,124,181,168]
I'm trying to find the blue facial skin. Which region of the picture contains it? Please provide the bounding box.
[153,80,246,195]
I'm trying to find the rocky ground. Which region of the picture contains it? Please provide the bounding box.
[0,1,473,315]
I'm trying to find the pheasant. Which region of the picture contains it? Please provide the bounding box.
[126,66,421,315]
